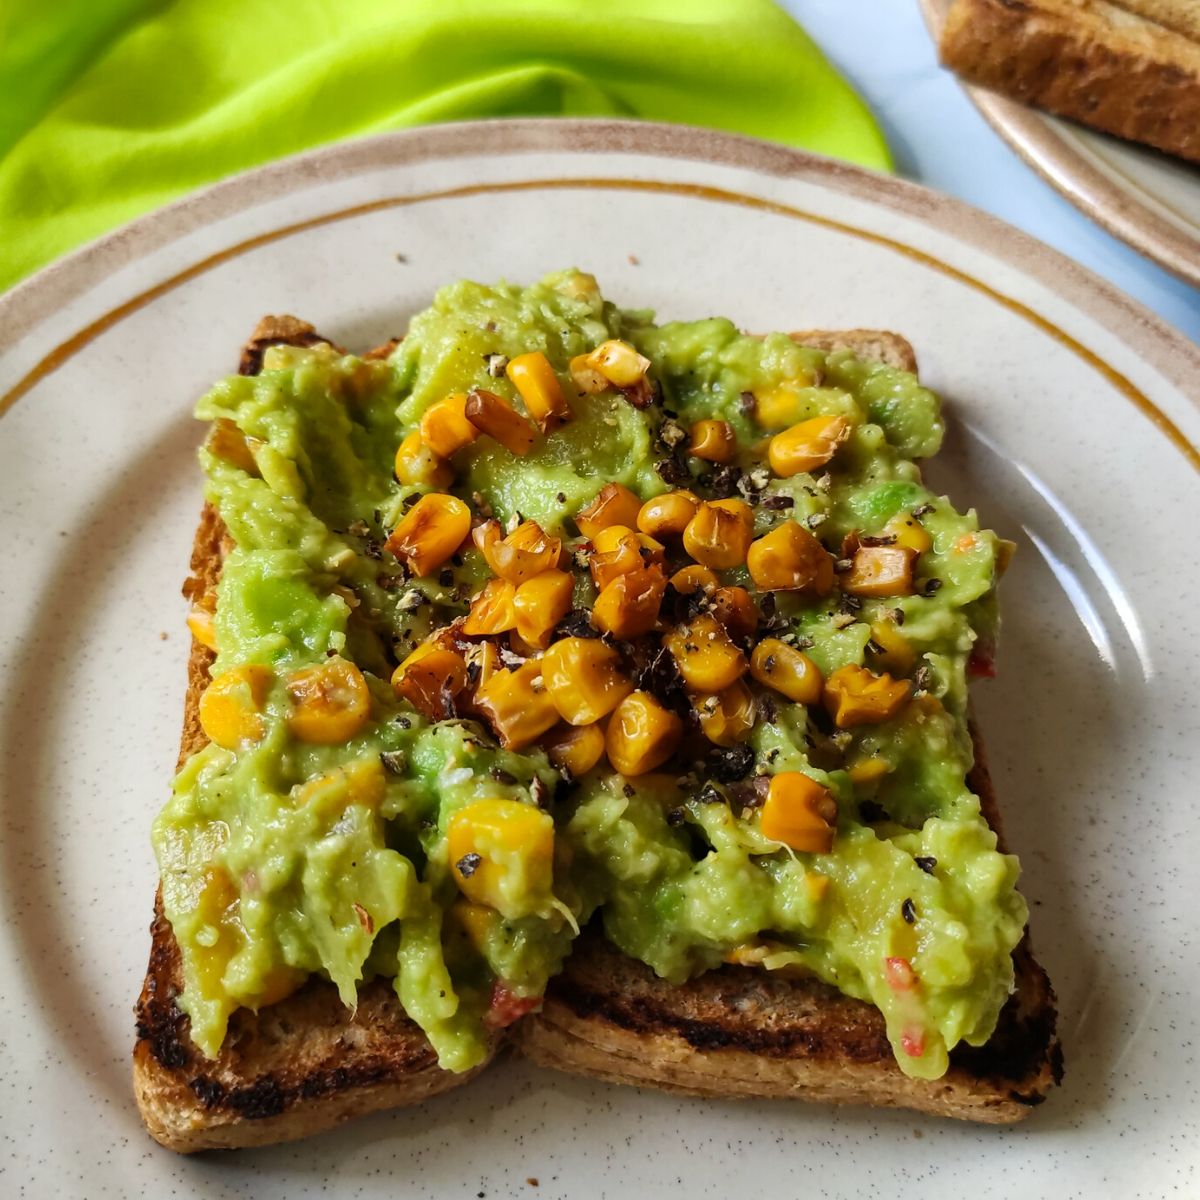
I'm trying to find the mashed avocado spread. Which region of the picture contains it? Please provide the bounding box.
[155,270,1026,1081]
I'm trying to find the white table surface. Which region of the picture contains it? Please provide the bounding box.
[783,0,1200,342]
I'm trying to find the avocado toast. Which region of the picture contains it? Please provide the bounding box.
[135,275,1060,1151]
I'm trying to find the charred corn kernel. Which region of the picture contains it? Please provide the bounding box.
[750,638,823,705]
[746,521,835,593]
[883,512,933,555]
[695,680,756,746]
[805,873,830,902]
[464,578,518,635]
[569,353,610,395]
[544,721,607,776]
[285,656,371,743]
[542,637,633,725]
[208,418,261,474]
[682,499,754,569]
[464,388,538,456]
[199,664,273,749]
[391,643,468,721]
[506,352,569,431]
[637,489,699,539]
[843,545,917,597]
[868,619,915,673]
[513,569,574,649]
[669,564,720,595]
[710,586,758,641]
[385,492,471,578]
[761,772,838,853]
[606,691,683,776]
[768,415,851,477]
[462,641,502,706]
[448,898,495,951]
[187,593,218,650]
[394,429,453,488]
[592,565,666,639]
[576,483,642,538]
[482,519,562,583]
[823,664,911,728]
[996,538,1017,575]
[447,798,556,919]
[847,757,891,785]
[584,339,650,388]
[474,659,559,749]
[665,614,746,692]
[688,419,736,463]
[419,394,478,458]
[590,525,664,589]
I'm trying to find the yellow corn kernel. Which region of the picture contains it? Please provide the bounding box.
[590,525,665,590]
[688,419,736,463]
[208,418,261,474]
[753,374,818,429]
[394,429,453,489]
[606,691,683,776]
[682,499,754,569]
[747,521,835,593]
[391,643,468,721]
[592,564,666,639]
[463,578,518,635]
[482,519,562,584]
[637,490,699,539]
[447,798,556,919]
[569,353,610,395]
[464,388,539,456]
[385,492,471,578]
[710,585,758,641]
[768,415,850,477]
[513,568,574,649]
[823,664,911,728]
[584,339,651,388]
[576,482,643,538]
[669,564,720,595]
[724,942,771,967]
[474,659,560,749]
[868,618,915,674]
[191,865,241,1000]
[665,614,747,692]
[187,592,218,651]
[996,537,1017,575]
[694,680,756,747]
[448,898,496,952]
[843,545,917,597]
[506,351,569,431]
[542,637,633,725]
[293,758,387,821]
[199,664,273,749]
[285,656,371,744]
[419,394,478,458]
[883,512,933,555]
[805,873,830,902]
[847,757,891,785]
[544,721,607,776]
[760,772,838,854]
[750,638,823,705]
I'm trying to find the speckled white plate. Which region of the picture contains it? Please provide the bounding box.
[1,120,1198,1200]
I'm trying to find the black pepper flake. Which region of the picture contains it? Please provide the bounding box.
[759,693,778,725]
[394,716,412,730]
[901,897,917,924]
[760,494,794,511]
[666,807,687,827]
[912,502,935,518]
[915,856,937,875]
[376,574,405,590]
[729,773,769,808]
[438,568,454,586]
[698,782,726,805]
[490,767,517,785]
[707,464,743,499]
[380,750,406,775]
[860,534,897,547]
[708,744,755,783]
[858,799,889,823]
[622,783,635,799]
[531,776,551,809]
[402,492,420,508]
[455,853,483,878]
[738,390,756,416]
[766,748,780,765]
[912,665,932,693]
[554,608,599,640]
[363,540,383,560]
[556,491,566,503]
[655,452,692,487]
[920,578,943,596]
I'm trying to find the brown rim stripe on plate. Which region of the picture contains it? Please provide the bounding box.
[2,176,1197,472]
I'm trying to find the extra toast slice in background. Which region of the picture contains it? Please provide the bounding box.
[938,0,1200,163]
[514,331,1062,1125]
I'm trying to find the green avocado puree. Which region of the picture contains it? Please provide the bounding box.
[154,270,1025,1081]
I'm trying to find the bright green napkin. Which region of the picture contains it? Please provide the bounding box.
[0,0,890,292]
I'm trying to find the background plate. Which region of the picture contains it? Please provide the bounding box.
[0,119,1198,1199]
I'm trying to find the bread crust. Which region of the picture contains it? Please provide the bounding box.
[939,0,1200,163]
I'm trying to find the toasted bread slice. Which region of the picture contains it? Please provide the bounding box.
[938,0,1200,163]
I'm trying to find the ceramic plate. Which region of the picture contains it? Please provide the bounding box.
[921,0,1200,288]
[1,119,1197,1200]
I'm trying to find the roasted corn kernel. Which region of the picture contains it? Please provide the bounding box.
[637,489,699,539]
[750,638,823,705]
[606,691,683,776]
[768,415,850,477]
[394,429,453,488]
[669,564,720,595]
[710,586,758,641]
[589,525,664,590]
[694,680,756,746]
[384,492,471,577]
[688,419,736,463]
[187,592,218,651]
[682,498,754,569]
[575,482,642,538]
[474,659,559,749]
[199,664,273,749]
[419,394,478,458]
[544,721,607,776]
[285,656,371,743]
[542,637,633,725]
[823,664,911,728]
[665,614,747,692]
[481,519,562,583]
[506,351,569,431]
[746,521,835,593]
[847,757,891,786]
[208,418,261,474]
[391,642,468,721]
[463,578,518,635]
[883,512,933,555]
[843,545,917,597]
[592,564,666,639]
[760,772,837,853]
[584,339,650,388]
[568,353,610,395]
[868,618,915,674]
[513,568,574,648]
[447,897,495,951]
[464,388,538,456]
[752,374,819,429]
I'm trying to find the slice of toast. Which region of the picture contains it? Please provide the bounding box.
[938,0,1200,163]
[135,319,1058,1152]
